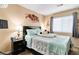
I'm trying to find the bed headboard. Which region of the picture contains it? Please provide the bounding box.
[23,26,41,40]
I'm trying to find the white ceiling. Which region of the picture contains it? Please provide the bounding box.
[0,4,8,8]
[19,4,79,16]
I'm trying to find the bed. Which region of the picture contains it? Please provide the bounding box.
[23,26,72,55]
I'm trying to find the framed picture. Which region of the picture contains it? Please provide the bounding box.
[0,19,8,29]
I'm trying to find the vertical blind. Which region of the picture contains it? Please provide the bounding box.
[52,15,74,33]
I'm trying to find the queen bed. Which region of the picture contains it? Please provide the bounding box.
[23,26,72,55]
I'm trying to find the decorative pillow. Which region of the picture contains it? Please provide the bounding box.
[35,28,41,35]
[26,28,41,36]
[27,29,36,36]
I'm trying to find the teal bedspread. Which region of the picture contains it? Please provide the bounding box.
[25,34,71,55]
[48,35,71,55]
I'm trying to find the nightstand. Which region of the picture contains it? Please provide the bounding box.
[11,37,26,55]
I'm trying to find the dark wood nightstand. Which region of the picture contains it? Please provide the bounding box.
[11,37,26,55]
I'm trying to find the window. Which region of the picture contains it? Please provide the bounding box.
[0,19,8,29]
[52,15,74,33]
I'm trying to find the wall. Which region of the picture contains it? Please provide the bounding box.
[0,4,45,52]
[44,8,79,36]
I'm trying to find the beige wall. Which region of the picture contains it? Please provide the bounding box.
[0,4,45,52]
[44,8,79,35]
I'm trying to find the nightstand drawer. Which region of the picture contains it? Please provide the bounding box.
[13,43,23,47]
[14,41,25,46]
[12,48,25,55]
[14,45,25,50]
[14,47,25,51]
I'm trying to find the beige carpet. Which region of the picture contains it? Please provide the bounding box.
[18,50,32,55]
[70,47,79,55]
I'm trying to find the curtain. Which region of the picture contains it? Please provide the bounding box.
[72,12,78,37]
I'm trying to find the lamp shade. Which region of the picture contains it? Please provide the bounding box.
[16,26,22,32]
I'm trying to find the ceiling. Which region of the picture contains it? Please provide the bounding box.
[20,4,79,15]
[0,4,8,8]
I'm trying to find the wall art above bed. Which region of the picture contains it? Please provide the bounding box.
[25,14,39,22]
